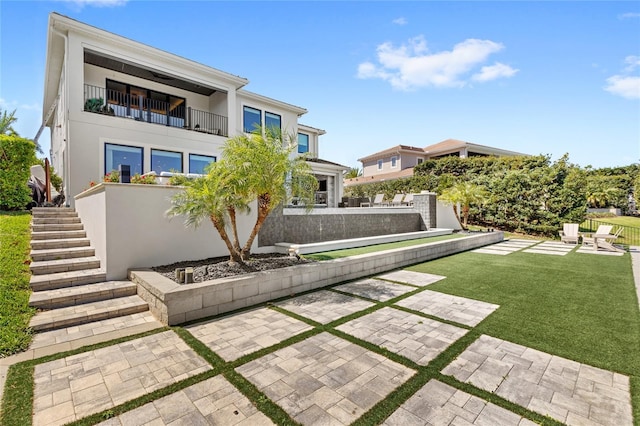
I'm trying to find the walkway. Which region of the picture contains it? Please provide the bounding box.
[1,260,632,426]
[474,238,626,256]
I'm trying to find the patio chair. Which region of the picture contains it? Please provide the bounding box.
[559,223,580,244]
[581,225,613,247]
[402,193,414,206]
[372,193,387,207]
[390,193,404,206]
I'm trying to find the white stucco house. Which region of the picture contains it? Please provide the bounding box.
[39,12,347,207]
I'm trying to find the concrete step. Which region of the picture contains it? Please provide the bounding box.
[30,246,95,262]
[28,311,162,352]
[31,237,91,250]
[30,269,106,291]
[31,230,86,240]
[30,256,100,275]
[31,208,76,217]
[31,223,84,232]
[32,216,81,225]
[29,295,149,332]
[29,281,137,309]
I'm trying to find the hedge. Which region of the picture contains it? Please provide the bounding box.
[0,135,37,211]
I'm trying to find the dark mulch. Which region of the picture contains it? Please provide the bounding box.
[153,253,316,284]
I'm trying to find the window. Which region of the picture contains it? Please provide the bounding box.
[106,79,185,126]
[298,133,309,154]
[243,106,261,133]
[417,158,424,165]
[105,143,143,175]
[391,156,398,168]
[189,154,216,174]
[265,112,281,133]
[377,159,383,170]
[151,149,183,174]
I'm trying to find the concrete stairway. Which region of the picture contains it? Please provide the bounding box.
[28,208,159,348]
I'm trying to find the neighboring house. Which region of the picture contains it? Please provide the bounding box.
[348,139,526,186]
[39,13,347,207]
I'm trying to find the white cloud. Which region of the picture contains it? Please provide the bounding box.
[392,17,407,26]
[357,36,515,90]
[618,12,640,20]
[604,55,640,99]
[472,62,519,82]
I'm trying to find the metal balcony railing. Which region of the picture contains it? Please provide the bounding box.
[83,84,228,137]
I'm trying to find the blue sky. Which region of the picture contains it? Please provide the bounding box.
[1,1,639,170]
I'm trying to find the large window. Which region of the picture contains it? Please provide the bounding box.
[243,106,261,133]
[189,154,216,174]
[391,156,398,168]
[265,112,281,133]
[105,143,143,175]
[298,133,309,154]
[151,149,183,174]
[377,159,383,170]
[106,79,185,126]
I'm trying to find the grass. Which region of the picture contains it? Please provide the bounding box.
[0,211,35,357]
[581,216,640,246]
[304,233,462,260]
[588,215,640,228]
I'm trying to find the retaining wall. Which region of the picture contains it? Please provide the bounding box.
[129,231,503,325]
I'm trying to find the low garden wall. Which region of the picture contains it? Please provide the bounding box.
[129,231,503,325]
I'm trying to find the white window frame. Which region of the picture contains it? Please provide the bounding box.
[391,156,398,168]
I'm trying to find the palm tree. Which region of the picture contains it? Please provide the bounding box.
[344,167,362,179]
[168,127,317,264]
[0,109,18,136]
[439,182,488,229]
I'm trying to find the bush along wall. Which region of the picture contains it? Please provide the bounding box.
[0,135,37,211]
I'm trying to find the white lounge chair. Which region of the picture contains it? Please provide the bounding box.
[372,193,387,207]
[390,194,404,206]
[402,193,414,206]
[559,223,580,244]
[581,225,613,248]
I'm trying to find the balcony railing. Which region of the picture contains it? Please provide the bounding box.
[84,84,228,137]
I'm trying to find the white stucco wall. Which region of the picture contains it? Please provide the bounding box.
[436,200,463,230]
[75,183,265,280]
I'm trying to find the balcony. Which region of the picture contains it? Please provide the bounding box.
[84,84,228,137]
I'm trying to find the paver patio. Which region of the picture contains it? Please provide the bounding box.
[376,270,447,286]
[472,239,539,255]
[523,241,575,256]
[442,334,633,426]
[275,290,375,324]
[97,375,273,426]
[334,278,416,301]
[236,332,415,425]
[384,379,537,426]
[32,330,211,426]
[336,307,468,365]
[185,307,313,361]
[396,289,500,327]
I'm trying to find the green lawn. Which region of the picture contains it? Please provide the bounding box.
[0,212,35,357]
[593,215,640,228]
[305,233,463,260]
[581,216,640,246]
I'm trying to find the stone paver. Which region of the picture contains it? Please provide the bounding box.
[376,270,446,287]
[384,379,537,426]
[576,246,625,256]
[236,332,415,425]
[523,241,575,256]
[32,330,211,426]
[97,375,273,426]
[30,312,161,349]
[473,239,540,255]
[442,335,633,426]
[336,307,468,365]
[275,290,375,324]
[334,278,415,301]
[186,307,313,361]
[396,290,499,327]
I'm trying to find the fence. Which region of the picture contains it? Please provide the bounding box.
[579,219,640,247]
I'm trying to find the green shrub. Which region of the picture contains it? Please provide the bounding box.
[168,174,191,186]
[0,135,37,210]
[131,173,157,184]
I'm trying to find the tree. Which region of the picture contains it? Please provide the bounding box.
[344,167,362,179]
[167,127,318,264]
[0,109,18,136]
[439,181,488,229]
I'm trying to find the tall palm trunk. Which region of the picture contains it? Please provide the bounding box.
[227,206,242,254]
[241,193,271,259]
[210,215,243,264]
